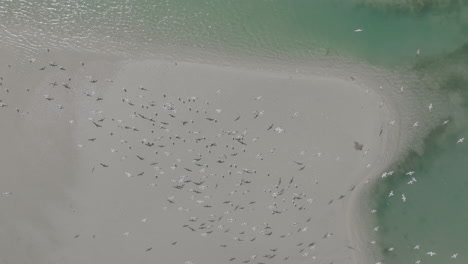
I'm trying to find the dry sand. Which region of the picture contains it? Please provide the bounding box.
[0,48,400,264]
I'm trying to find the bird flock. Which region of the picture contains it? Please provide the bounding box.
[0,49,465,264]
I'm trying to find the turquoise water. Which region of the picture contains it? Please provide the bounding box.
[1,1,468,263]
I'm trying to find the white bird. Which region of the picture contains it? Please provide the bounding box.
[457,138,464,144]
[373,226,379,232]
[414,245,420,250]
[413,122,419,127]
[428,103,433,111]
[415,260,421,264]
[354,29,363,32]
[275,127,285,133]
[406,171,415,176]
[442,120,449,125]
[388,190,394,197]
[416,48,421,56]
[451,253,458,258]
[400,86,404,93]
[402,194,406,202]
[389,120,396,125]
[426,251,436,256]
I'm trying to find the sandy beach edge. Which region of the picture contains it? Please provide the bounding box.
[345,81,403,264]
[1,47,409,264]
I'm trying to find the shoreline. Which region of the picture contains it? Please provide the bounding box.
[345,83,403,264]
[1,47,411,264]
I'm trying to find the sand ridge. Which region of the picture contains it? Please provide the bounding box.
[0,49,398,264]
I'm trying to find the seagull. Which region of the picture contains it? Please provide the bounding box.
[428,103,433,111]
[402,194,406,202]
[451,253,458,258]
[442,120,449,125]
[427,251,436,256]
[413,122,419,127]
[354,29,363,32]
[457,138,464,144]
[275,127,284,133]
[406,171,415,176]
[388,191,394,197]
[416,48,421,56]
[414,245,420,250]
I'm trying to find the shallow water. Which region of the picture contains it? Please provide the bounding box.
[1,0,468,263]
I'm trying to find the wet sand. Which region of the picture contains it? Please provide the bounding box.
[0,49,399,264]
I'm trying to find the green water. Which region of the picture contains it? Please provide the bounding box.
[1,0,468,263]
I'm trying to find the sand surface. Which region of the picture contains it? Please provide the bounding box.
[0,49,398,264]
